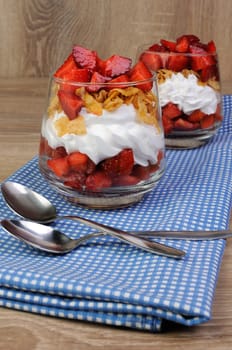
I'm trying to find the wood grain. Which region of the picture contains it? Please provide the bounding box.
[0,0,231,89]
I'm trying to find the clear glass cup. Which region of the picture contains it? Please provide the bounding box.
[39,75,165,209]
[137,45,223,149]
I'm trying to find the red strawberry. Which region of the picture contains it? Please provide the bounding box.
[188,109,206,122]
[85,171,112,191]
[67,152,89,172]
[148,43,168,52]
[112,175,139,186]
[175,35,189,53]
[189,45,216,70]
[140,52,163,71]
[72,45,97,71]
[129,61,153,91]
[60,68,91,94]
[162,102,182,119]
[207,40,217,53]
[101,149,134,176]
[101,55,132,78]
[51,146,68,159]
[87,71,109,92]
[107,74,130,89]
[160,39,176,52]
[200,65,219,82]
[132,165,150,180]
[183,34,200,44]
[54,54,77,78]
[162,114,175,135]
[47,157,69,177]
[39,137,53,157]
[174,118,198,130]
[58,90,83,120]
[167,54,189,71]
[200,114,215,129]
[64,172,86,190]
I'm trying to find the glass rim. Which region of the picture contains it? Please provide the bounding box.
[52,74,158,87]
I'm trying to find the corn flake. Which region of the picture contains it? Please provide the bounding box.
[54,115,86,136]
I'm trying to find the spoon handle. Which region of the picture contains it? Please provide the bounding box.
[56,215,185,259]
[131,229,232,240]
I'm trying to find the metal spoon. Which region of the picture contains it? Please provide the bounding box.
[0,181,185,258]
[0,219,185,258]
[1,182,230,241]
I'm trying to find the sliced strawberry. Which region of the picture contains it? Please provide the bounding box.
[175,35,189,53]
[54,54,77,78]
[167,54,189,71]
[64,172,86,190]
[87,71,108,92]
[174,118,198,130]
[160,39,176,52]
[101,55,132,78]
[189,45,216,70]
[72,45,97,71]
[85,171,112,191]
[200,65,219,82]
[51,146,68,159]
[112,175,139,186]
[67,152,89,172]
[101,149,134,176]
[60,68,91,94]
[132,165,150,180]
[148,43,168,52]
[162,114,175,134]
[140,52,163,71]
[39,137,53,157]
[162,102,182,119]
[58,90,83,120]
[47,157,69,177]
[183,34,200,44]
[129,61,153,91]
[200,114,215,129]
[188,109,206,122]
[207,40,217,53]
[107,74,130,89]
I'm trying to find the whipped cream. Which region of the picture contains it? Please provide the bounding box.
[158,73,220,115]
[42,104,164,166]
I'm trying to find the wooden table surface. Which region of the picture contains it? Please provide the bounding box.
[0,78,231,350]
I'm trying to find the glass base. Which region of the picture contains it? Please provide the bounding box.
[39,161,165,209]
[165,124,221,149]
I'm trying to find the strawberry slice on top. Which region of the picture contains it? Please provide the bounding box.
[72,45,98,71]
[140,52,163,71]
[129,60,153,91]
[100,55,132,78]
[54,54,78,78]
[189,45,216,70]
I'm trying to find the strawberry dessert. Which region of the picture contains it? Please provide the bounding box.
[39,45,165,208]
[139,34,222,148]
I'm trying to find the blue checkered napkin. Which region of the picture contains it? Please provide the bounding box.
[0,96,231,332]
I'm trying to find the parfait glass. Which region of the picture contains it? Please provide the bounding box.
[137,44,223,149]
[39,75,165,209]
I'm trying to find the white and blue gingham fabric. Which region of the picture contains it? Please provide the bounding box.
[0,96,231,332]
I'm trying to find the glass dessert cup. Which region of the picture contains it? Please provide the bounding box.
[137,43,223,149]
[39,76,165,209]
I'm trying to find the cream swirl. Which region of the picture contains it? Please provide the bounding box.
[158,73,220,115]
[42,104,164,166]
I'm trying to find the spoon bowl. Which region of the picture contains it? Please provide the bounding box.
[1,181,186,258]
